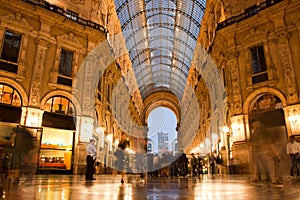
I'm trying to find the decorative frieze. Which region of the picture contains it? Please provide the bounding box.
[275,32,298,104]
[29,38,49,107]
[227,52,243,115]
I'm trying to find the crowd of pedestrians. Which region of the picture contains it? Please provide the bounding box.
[144,151,224,178]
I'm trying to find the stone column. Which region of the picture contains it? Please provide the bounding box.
[227,51,243,115]
[275,32,298,104]
[29,38,49,107]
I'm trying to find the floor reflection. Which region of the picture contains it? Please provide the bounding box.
[1,174,300,200]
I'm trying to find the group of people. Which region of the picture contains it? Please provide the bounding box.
[249,119,300,184]
[85,137,129,183]
[85,125,300,183]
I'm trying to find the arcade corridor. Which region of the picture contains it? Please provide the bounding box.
[1,0,300,199]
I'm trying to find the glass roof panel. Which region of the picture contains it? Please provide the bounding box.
[114,0,206,100]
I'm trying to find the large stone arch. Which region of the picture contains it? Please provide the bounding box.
[143,91,180,126]
[40,90,82,115]
[243,87,287,114]
[0,77,29,106]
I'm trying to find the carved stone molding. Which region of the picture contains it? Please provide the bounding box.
[275,34,298,104]
[227,58,242,114]
[241,28,268,46]
[56,33,85,51]
[0,13,33,32]
[29,38,50,107]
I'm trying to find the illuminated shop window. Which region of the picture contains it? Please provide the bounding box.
[0,31,22,73]
[0,83,21,106]
[44,96,75,116]
[39,128,74,171]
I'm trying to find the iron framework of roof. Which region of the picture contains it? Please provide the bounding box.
[114,0,206,100]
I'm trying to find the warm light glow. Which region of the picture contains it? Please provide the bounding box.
[231,123,240,134]
[106,134,113,142]
[200,143,205,149]
[212,133,219,143]
[205,138,211,147]
[114,139,119,146]
[288,115,298,126]
[222,125,230,133]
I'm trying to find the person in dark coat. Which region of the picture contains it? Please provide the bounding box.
[86,139,97,181]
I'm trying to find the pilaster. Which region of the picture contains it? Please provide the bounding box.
[29,38,49,107]
[274,32,299,104]
[227,51,243,115]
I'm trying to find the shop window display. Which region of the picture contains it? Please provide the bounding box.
[38,128,74,171]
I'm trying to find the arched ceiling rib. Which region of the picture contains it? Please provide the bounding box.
[114,0,206,100]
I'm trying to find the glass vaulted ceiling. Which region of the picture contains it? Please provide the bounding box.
[114,0,206,100]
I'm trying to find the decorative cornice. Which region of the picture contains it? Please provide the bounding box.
[0,13,33,31]
[217,0,284,30]
[21,0,107,34]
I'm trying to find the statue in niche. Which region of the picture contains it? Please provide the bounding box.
[200,24,209,51]
[207,10,216,46]
[205,0,226,47]
[99,0,108,27]
[91,0,100,22]
[214,0,225,23]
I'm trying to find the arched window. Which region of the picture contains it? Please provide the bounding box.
[44,96,75,116]
[0,83,22,106]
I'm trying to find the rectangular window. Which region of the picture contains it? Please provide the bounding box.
[250,46,266,74]
[59,49,73,77]
[250,45,268,84]
[58,49,73,87]
[0,31,22,73]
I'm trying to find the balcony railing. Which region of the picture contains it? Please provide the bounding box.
[22,0,107,34]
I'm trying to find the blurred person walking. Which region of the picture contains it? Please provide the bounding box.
[191,153,198,177]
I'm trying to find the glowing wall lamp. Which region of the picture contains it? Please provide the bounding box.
[231,123,240,135]
[288,115,298,126]
[222,125,230,135]
[114,138,119,146]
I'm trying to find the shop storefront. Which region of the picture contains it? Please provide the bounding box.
[38,127,75,174]
[39,96,76,174]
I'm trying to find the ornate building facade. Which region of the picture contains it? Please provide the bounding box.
[0,0,299,176]
[187,0,300,174]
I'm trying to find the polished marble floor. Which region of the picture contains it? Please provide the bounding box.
[1,174,300,200]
